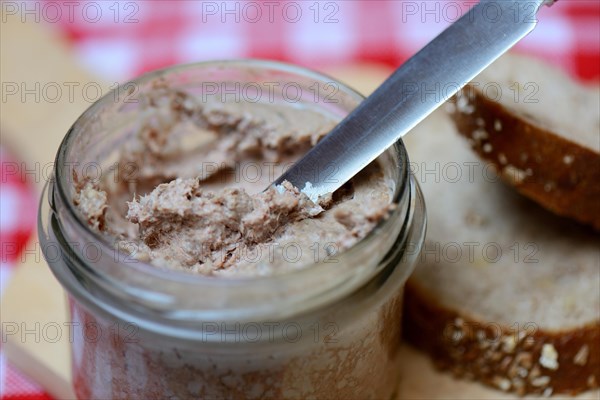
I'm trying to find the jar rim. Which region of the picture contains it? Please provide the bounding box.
[46,59,418,323]
[54,59,409,282]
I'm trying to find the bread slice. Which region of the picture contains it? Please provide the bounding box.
[448,53,600,230]
[396,344,600,400]
[402,110,600,396]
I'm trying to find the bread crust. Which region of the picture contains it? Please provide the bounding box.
[449,86,600,230]
[403,280,600,396]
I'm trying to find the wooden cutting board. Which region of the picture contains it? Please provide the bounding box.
[1,17,597,400]
[0,14,110,186]
[0,11,108,400]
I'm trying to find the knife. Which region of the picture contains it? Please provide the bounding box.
[269,0,558,201]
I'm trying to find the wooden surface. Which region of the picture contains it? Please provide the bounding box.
[0,11,107,400]
[1,17,597,400]
[1,259,74,399]
[0,14,109,181]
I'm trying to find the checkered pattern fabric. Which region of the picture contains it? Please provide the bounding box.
[52,0,600,82]
[1,1,598,399]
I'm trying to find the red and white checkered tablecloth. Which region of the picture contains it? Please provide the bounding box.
[1,1,599,399]
[48,0,600,82]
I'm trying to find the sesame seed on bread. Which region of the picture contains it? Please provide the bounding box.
[397,344,600,399]
[402,110,599,396]
[448,52,600,230]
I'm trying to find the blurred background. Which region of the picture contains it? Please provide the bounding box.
[1,1,599,399]
[26,0,600,81]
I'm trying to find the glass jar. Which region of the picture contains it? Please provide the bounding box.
[39,60,426,400]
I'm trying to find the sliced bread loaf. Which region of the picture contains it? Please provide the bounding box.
[448,53,600,229]
[402,110,600,396]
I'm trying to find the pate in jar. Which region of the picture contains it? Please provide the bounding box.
[39,61,426,399]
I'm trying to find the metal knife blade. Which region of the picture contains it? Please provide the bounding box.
[270,0,557,200]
